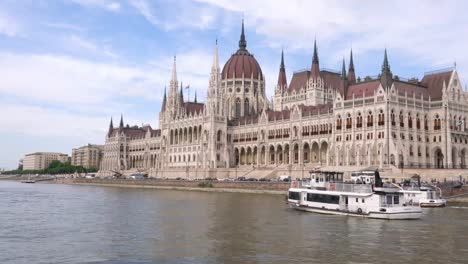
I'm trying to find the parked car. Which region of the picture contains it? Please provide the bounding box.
[236,176,246,181]
[277,175,291,182]
[259,178,270,182]
[128,174,145,180]
[246,177,258,181]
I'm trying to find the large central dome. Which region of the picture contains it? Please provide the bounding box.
[221,21,263,80]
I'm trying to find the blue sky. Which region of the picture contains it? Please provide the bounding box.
[1,0,468,169]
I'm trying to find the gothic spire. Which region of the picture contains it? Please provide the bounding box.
[348,49,356,83]
[171,55,177,82]
[382,48,391,75]
[238,19,247,50]
[277,49,287,88]
[341,58,347,79]
[194,90,197,103]
[119,114,124,129]
[380,49,393,89]
[108,117,113,136]
[109,117,113,129]
[311,39,320,79]
[179,82,184,103]
[161,87,167,112]
[212,38,219,69]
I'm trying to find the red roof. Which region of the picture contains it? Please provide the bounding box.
[321,71,344,93]
[346,81,380,99]
[420,70,452,100]
[394,81,429,99]
[184,102,204,116]
[222,51,263,80]
[288,71,310,91]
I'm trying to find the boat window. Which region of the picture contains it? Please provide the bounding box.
[386,195,393,205]
[356,198,358,203]
[288,191,300,200]
[362,198,365,203]
[394,195,399,205]
[307,193,340,204]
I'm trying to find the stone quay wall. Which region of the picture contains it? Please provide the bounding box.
[56,178,291,192]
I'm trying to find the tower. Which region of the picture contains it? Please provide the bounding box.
[274,49,288,111]
[380,49,393,89]
[348,49,356,84]
[307,39,325,105]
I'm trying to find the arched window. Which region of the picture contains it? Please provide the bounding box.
[408,113,413,129]
[235,98,241,118]
[346,113,352,129]
[244,98,249,116]
[416,114,421,129]
[378,110,385,126]
[336,115,342,130]
[367,111,373,127]
[434,115,441,130]
[399,111,404,127]
[357,113,362,128]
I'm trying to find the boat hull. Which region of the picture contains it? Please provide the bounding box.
[289,203,421,220]
[419,199,446,207]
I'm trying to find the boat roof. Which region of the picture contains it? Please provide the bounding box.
[288,188,373,197]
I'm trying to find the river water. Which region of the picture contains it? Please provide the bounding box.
[1,181,467,264]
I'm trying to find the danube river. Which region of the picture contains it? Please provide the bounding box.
[1,181,468,264]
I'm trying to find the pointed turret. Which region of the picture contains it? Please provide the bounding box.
[171,55,177,83]
[382,49,391,74]
[108,117,113,136]
[161,87,167,112]
[168,55,179,111]
[212,39,219,70]
[194,90,197,103]
[277,49,287,89]
[119,114,124,129]
[179,82,184,103]
[341,58,347,80]
[380,49,393,89]
[238,19,247,51]
[348,49,356,83]
[310,39,320,79]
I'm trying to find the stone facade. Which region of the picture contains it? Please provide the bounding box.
[71,144,103,169]
[23,152,69,170]
[98,22,468,178]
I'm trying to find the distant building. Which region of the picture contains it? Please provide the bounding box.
[71,144,103,169]
[23,152,69,170]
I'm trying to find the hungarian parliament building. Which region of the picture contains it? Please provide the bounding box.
[99,22,468,178]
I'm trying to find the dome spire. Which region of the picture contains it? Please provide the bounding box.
[238,19,247,50]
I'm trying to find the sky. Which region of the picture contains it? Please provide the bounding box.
[1,0,468,170]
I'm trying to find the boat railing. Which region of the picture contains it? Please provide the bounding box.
[292,180,373,193]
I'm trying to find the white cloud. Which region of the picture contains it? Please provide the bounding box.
[128,0,217,31]
[71,0,121,11]
[195,0,468,86]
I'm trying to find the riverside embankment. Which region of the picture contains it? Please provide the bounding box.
[54,178,290,195]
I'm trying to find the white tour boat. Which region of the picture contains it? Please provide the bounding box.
[397,185,446,207]
[287,170,422,220]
